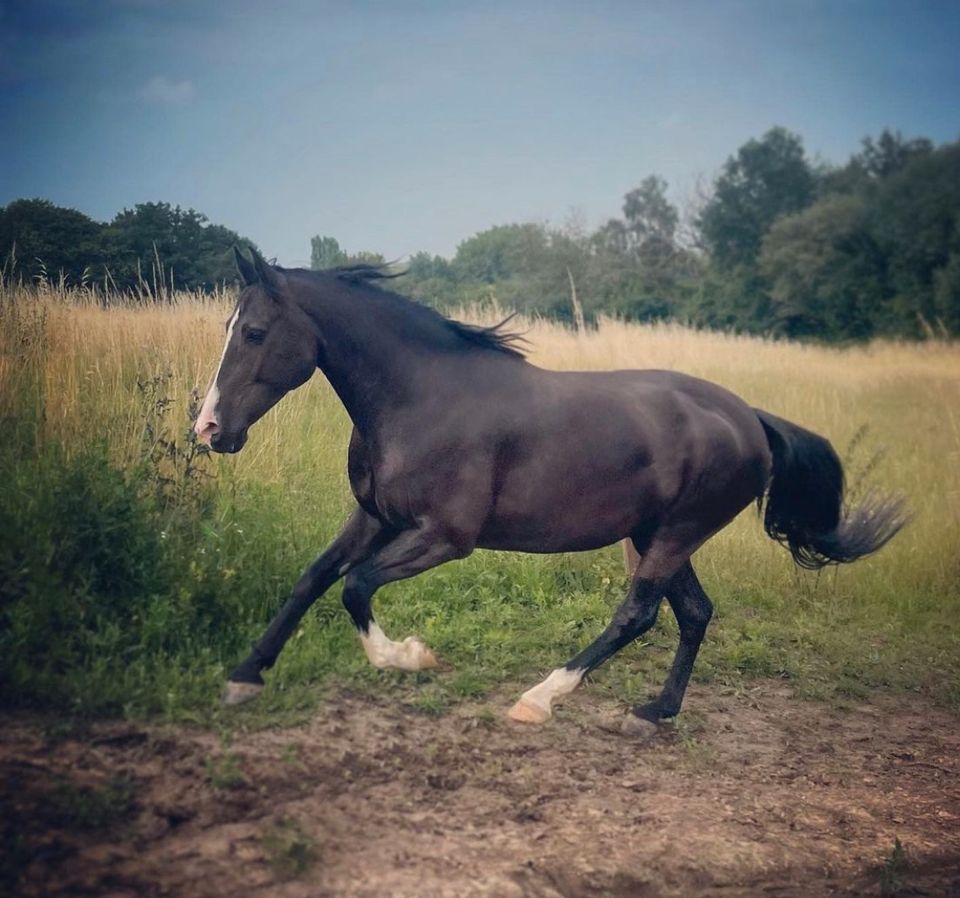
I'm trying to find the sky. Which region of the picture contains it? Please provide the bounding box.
[2,0,959,266]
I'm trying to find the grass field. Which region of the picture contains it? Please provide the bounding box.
[1,281,958,723]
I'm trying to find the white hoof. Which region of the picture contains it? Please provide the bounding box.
[507,698,551,724]
[223,681,263,706]
[508,668,583,725]
[361,624,442,671]
[401,636,440,670]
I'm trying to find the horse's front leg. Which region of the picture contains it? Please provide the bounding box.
[224,506,390,705]
[339,522,471,672]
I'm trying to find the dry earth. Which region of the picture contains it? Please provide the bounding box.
[3,682,959,898]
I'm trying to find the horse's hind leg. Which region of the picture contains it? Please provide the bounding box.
[633,560,713,723]
[508,561,668,724]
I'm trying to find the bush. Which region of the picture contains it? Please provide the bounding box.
[0,443,170,705]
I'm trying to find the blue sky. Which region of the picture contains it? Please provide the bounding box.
[2,0,958,265]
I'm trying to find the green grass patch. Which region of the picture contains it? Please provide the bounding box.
[261,817,317,881]
[47,776,136,831]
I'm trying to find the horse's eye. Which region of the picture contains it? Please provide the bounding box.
[246,328,266,345]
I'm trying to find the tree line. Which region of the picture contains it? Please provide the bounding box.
[0,200,252,293]
[3,127,958,340]
[392,128,960,341]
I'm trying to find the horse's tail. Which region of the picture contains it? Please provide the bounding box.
[754,409,907,570]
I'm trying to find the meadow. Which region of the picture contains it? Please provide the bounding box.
[1,280,958,723]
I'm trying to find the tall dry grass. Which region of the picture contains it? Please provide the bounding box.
[2,281,958,717]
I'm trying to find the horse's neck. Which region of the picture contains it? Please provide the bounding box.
[298,287,426,435]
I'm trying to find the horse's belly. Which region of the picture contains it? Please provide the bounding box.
[475,470,661,553]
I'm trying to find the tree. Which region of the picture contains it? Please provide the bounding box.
[623,176,679,249]
[933,252,960,335]
[699,127,816,270]
[868,141,960,335]
[452,224,549,285]
[856,129,933,180]
[0,199,106,285]
[592,177,700,322]
[310,235,347,270]
[310,235,385,270]
[104,202,249,291]
[818,129,936,197]
[398,251,457,309]
[760,195,881,339]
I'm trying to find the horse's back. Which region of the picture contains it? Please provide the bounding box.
[473,366,771,553]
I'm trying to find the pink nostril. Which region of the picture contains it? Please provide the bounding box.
[195,416,220,446]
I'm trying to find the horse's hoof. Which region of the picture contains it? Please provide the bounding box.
[401,636,441,670]
[507,698,550,724]
[223,681,263,706]
[620,714,658,740]
[405,637,440,670]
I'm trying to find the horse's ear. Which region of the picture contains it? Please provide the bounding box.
[250,247,287,297]
[233,246,258,286]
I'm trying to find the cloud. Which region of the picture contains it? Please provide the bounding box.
[656,111,685,132]
[139,75,196,105]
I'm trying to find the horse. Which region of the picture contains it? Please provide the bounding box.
[194,247,906,729]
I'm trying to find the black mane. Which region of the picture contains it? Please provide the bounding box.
[333,263,405,284]
[294,264,528,359]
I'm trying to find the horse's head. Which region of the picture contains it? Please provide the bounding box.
[194,248,317,453]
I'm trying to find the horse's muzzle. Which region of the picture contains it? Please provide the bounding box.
[210,430,248,454]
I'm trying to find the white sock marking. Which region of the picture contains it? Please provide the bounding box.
[518,667,584,718]
[359,622,436,671]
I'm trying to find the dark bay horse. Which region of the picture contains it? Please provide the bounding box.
[195,248,905,727]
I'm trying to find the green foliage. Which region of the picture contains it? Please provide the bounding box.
[879,837,908,896]
[5,126,958,340]
[699,127,816,271]
[47,776,136,831]
[399,210,698,327]
[391,126,960,342]
[261,817,317,880]
[206,752,247,790]
[0,199,253,292]
[0,199,105,286]
[760,194,880,339]
[104,202,252,292]
[868,142,960,336]
[856,130,933,180]
[397,126,958,343]
[135,371,214,515]
[310,234,347,269]
[753,134,960,340]
[309,234,385,269]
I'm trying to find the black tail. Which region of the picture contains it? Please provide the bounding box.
[755,409,908,570]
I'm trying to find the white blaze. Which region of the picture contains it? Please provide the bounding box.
[195,307,239,444]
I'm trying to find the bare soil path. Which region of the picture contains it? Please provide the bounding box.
[3,682,959,897]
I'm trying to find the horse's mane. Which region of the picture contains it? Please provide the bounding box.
[296,264,527,359]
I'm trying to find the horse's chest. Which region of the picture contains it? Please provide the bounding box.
[348,442,423,524]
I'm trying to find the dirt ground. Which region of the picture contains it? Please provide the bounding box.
[3,681,959,898]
